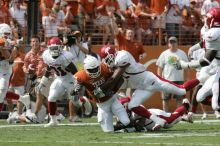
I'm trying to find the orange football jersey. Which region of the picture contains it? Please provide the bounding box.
[74,63,113,103]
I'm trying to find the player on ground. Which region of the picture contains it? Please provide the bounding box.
[74,55,130,132]
[99,46,199,130]
[114,97,191,132]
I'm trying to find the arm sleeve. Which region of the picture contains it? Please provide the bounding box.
[156,53,164,68]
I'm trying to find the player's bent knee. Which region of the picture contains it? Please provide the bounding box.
[48,96,58,102]
[127,102,138,110]
[121,118,130,126]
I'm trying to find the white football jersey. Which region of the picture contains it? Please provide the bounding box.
[115,50,147,89]
[204,27,220,66]
[42,50,74,77]
[115,50,146,75]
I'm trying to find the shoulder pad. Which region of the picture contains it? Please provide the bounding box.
[42,50,49,62]
[74,71,88,83]
[204,28,220,42]
[115,50,130,67]
[61,51,74,67]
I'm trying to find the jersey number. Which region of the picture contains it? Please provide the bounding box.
[50,66,67,76]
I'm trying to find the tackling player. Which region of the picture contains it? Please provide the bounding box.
[99,46,199,130]
[74,55,130,132]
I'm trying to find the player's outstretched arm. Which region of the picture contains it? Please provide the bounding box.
[173,50,216,70]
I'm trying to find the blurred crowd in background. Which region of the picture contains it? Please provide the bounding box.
[1,0,220,47]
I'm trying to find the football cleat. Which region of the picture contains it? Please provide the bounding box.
[150,114,166,127]
[215,111,220,119]
[44,121,58,127]
[152,124,162,131]
[69,116,82,122]
[56,113,65,123]
[6,112,19,124]
[201,113,208,120]
[182,98,191,113]
[182,112,193,123]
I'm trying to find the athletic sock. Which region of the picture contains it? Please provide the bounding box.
[131,106,152,118]
[48,102,57,116]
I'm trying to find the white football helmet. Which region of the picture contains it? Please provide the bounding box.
[84,55,101,78]
[48,37,62,58]
[0,23,12,39]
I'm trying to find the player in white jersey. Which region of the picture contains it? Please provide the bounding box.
[39,37,78,127]
[173,7,220,113]
[0,24,14,112]
[99,46,199,130]
[114,97,191,132]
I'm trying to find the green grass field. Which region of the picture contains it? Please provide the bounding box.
[0,116,220,146]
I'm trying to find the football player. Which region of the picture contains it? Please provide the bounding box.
[114,97,192,132]
[0,24,16,112]
[74,55,130,132]
[99,46,199,130]
[172,8,220,114]
[39,37,78,127]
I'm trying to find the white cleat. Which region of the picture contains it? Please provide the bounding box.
[150,114,166,129]
[152,124,162,131]
[182,112,193,123]
[44,121,58,127]
[6,112,19,124]
[56,113,65,123]
[182,98,191,111]
[215,111,220,119]
[201,113,208,120]
[69,116,82,122]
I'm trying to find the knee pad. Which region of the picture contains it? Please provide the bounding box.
[128,101,137,110]
[48,95,58,102]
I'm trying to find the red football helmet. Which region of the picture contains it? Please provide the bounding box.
[99,45,117,68]
[206,7,220,28]
[47,37,62,58]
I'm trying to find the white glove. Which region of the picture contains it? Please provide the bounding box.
[173,60,189,70]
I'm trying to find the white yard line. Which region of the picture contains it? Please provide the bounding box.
[0,122,99,128]
[0,119,219,128]
[0,140,218,146]
[124,132,220,139]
